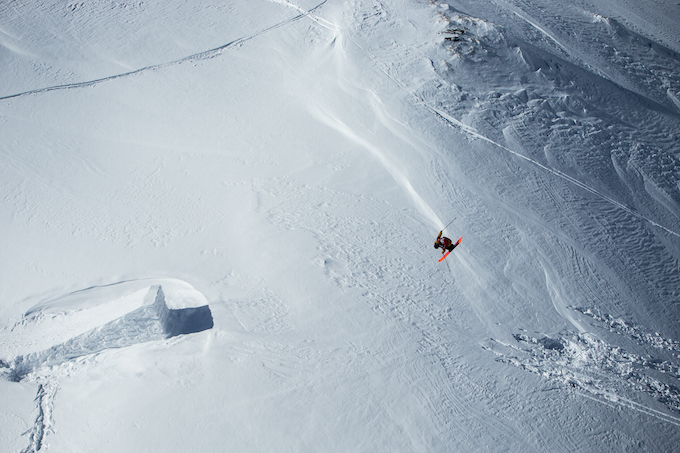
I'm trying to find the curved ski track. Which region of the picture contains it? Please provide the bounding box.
[0,0,329,102]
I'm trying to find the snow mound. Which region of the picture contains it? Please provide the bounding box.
[2,282,213,382]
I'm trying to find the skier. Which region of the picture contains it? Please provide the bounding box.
[434,230,458,254]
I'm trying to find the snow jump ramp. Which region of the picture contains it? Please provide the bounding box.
[5,280,213,381]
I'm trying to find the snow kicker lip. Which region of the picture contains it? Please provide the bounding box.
[5,285,213,382]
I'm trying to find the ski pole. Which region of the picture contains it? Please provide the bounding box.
[442,217,456,232]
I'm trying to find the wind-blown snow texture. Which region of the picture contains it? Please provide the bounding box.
[1,0,679,451]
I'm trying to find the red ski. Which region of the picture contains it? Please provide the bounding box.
[438,236,462,262]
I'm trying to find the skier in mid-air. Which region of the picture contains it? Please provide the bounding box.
[434,230,458,254]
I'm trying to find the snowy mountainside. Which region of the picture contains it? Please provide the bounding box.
[0,0,292,97]
[1,0,680,451]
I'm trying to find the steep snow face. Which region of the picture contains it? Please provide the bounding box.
[427,0,680,334]
[1,0,680,452]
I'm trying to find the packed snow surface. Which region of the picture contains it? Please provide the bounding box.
[1,0,680,451]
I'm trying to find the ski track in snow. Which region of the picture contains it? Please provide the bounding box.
[429,104,680,239]
[19,381,57,453]
[0,0,330,102]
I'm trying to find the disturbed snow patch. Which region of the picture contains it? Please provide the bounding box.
[484,307,680,425]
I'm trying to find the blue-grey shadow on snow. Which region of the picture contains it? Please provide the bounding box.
[155,286,214,337]
[163,305,215,337]
[6,285,213,381]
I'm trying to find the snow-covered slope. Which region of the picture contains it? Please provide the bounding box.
[1,0,679,451]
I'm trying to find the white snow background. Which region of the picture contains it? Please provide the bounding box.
[1,0,680,451]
